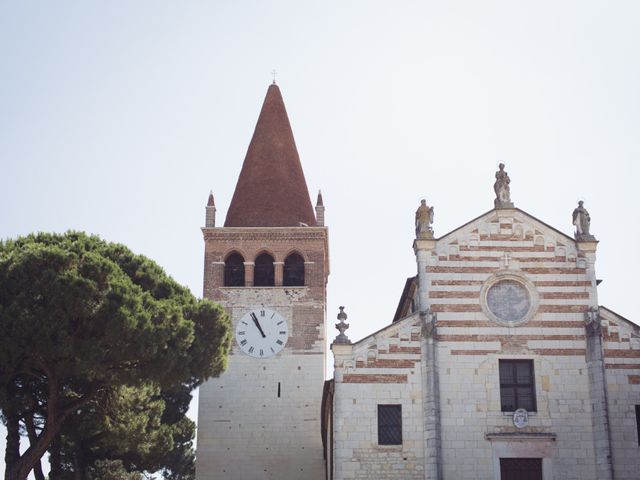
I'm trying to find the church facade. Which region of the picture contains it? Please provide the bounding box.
[196,84,640,480]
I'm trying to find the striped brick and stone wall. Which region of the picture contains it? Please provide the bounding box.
[331,314,426,479]
[599,306,640,478]
[426,208,600,479]
[329,206,640,480]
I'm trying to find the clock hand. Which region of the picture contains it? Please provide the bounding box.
[250,312,267,338]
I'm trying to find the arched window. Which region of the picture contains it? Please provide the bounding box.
[283,253,305,286]
[254,253,275,287]
[224,252,245,287]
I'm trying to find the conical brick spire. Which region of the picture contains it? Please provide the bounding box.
[224,84,316,227]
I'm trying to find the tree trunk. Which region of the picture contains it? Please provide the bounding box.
[4,411,20,479]
[6,364,61,480]
[25,412,46,480]
[5,419,59,480]
[49,434,63,479]
[73,441,88,480]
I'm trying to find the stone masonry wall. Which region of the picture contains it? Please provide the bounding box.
[197,226,328,480]
[332,315,425,480]
[428,209,600,479]
[600,307,640,479]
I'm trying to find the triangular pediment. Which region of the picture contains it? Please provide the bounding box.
[434,208,579,260]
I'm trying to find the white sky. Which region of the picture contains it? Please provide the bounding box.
[2,1,639,476]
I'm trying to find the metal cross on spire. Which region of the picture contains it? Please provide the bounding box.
[271,69,277,84]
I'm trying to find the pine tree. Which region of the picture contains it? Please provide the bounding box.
[0,232,231,480]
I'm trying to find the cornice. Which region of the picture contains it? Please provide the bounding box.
[202,227,328,242]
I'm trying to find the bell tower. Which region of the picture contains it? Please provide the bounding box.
[196,84,328,480]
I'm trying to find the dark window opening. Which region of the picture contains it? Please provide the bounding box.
[278,382,281,398]
[283,253,305,286]
[636,405,640,445]
[378,404,402,445]
[223,252,245,287]
[499,458,542,480]
[499,360,536,412]
[254,253,275,287]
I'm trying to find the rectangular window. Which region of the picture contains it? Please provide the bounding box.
[636,405,640,446]
[499,360,536,412]
[499,458,542,480]
[378,404,402,445]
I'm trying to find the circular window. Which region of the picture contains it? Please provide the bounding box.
[487,280,530,322]
[480,273,538,326]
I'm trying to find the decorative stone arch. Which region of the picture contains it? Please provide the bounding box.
[281,247,309,263]
[221,246,250,263]
[366,349,377,365]
[223,251,245,287]
[254,251,275,287]
[283,250,306,287]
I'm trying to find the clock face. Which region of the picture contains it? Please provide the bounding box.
[235,308,289,358]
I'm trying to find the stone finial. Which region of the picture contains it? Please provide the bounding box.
[333,306,351,344]
[572,200,596,241]
[415,199,434,239]
[205,191,216,227]
[315,190,325,226]
[493,163,514,208]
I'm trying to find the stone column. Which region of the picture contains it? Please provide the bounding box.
[304,261,315,287]
[274,261,284,286]
[414,237,442,480]
[244,262,255,287]
[331,342,353,480]
[212,261,225,289]
[579,240,614,479]
[585,309,613,480]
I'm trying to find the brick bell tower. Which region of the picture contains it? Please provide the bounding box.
[196,83,329,480]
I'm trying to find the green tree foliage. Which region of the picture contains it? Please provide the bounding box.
[0,232,232,480]
[88,459,143,480]
[52,383,197,479]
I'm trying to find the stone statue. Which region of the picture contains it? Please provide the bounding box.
[415,199,434,237]
[572,201,594,240]
[494,163,513,208]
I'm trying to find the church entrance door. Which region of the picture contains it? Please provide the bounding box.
[499,458,543,480]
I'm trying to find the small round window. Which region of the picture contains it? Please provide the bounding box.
[487,280,530,323]
[481,273,538,327]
